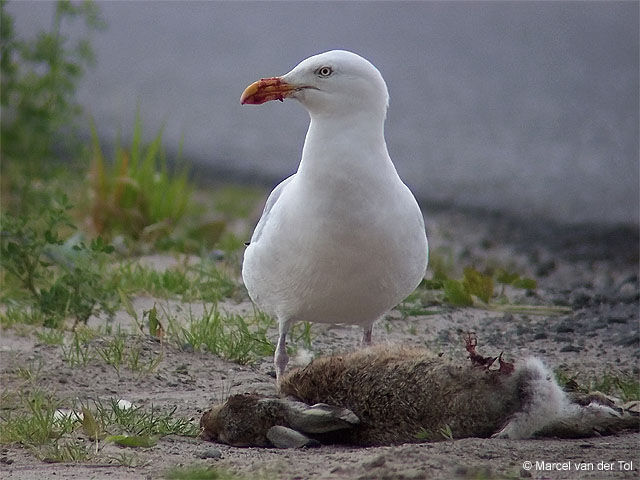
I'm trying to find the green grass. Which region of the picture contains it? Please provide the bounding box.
[170,306,275,364]
[88,397,199,438]
[88,109,193,242]
[35,440,92,463]
[0,390,76,445]
[35,328,65,345]
[395,249,561,315]
[165,465,249,480]
[61,330,94,367]
[0,306,46,328]
[60,331,163,376]
[590,373,640,402]
[555,369,640,403]
[125,342,164,375]
[415,423,454,442]
[169,307,275,364]
[289,321,314,350]
[0,388,198,464]
[113,259,237,303]
[15,361,44,383]
[95,334,127,372]
[108,451,148,467]
[38,440,91,463]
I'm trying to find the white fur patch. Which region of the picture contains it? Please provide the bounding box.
[494,357,573,439]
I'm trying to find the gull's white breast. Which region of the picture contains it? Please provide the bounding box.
[242,166,428,326]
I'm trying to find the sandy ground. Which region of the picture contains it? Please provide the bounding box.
[1,205,638,479]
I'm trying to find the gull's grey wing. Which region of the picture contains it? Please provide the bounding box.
[248,174,295,245]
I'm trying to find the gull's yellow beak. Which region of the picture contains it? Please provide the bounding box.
[240,77,297,105]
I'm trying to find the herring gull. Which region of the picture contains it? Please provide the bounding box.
[240,50,428,380]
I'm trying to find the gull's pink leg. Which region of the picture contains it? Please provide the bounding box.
[275,318,293,382]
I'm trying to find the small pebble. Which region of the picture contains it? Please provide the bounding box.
[560,345,581,353]
[362,455,386,469]
[535,259,556,277]
[617,282,639,303]
[616,332,639,347]
[208,249,225,261]
[570,290,591,309]
[520,467,533,477]
[555,335,572,343]
[195,447,222,459]
[607,315,628,324]
[555,322,574,333]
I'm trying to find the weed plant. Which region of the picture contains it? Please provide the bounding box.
[88,111,192,241]
[1,193,119,328]
[397,248,569,316]
[1,0,104,170]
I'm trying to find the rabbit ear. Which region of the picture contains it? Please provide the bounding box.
[269,398,359,434]
[267,425,320,448]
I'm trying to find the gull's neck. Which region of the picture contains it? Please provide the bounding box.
[297,110,398,186]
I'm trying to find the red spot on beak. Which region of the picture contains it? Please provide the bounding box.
[240,77,297,105]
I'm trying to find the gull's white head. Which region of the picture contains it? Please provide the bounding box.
[241,50,389,118]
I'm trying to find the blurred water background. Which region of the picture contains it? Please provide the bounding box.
[8,1,639,226]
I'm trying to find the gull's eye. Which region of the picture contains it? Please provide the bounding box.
[316,66,333,78]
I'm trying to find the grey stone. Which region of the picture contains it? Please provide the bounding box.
[362,455,386,469]
[195,447,222,459]
[560,345,581,353]
[570,290,591,309]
